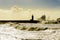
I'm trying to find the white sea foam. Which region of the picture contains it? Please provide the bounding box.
[0,24,60,40]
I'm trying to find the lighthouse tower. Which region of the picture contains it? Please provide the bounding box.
[30,15,34,21]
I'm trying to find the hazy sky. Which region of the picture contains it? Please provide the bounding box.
[0,0,60,20]
[0,0,60,8]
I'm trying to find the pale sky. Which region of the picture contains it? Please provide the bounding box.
[0,0,60,8]
[0,0,60,20]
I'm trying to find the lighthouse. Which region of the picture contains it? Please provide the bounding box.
[31,15,34,21]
